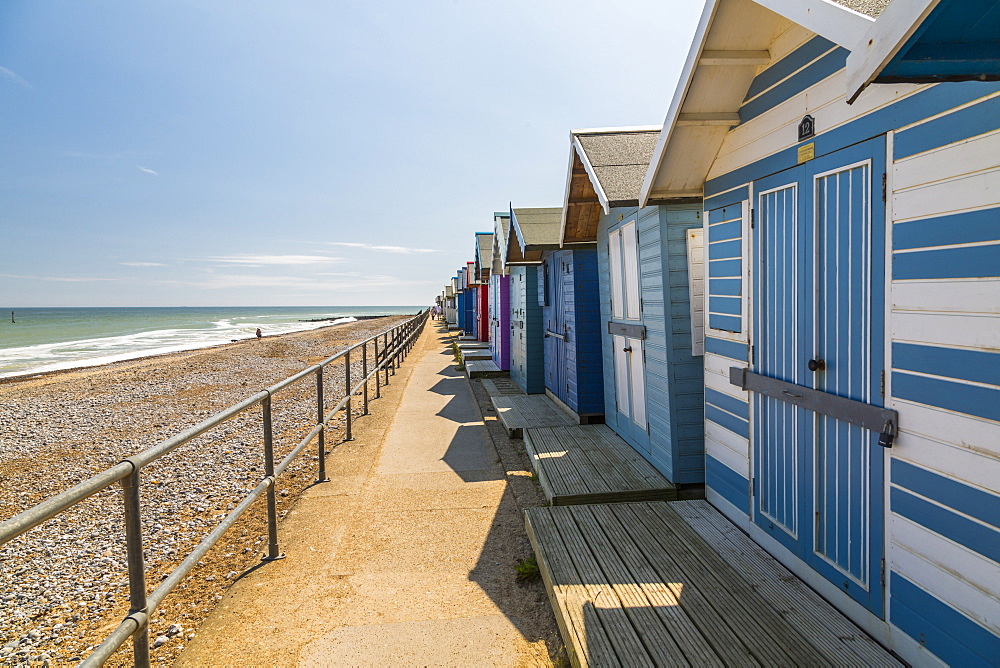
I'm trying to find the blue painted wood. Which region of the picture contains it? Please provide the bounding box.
[893,342,1000,386]
[890,572,1000,668]
[752,137,887,617]
[705,336,747,361]
[893,244,1000,279]
[705,81,1000,197]
[739,47,849,123]
[743,35,837,101]
[895,94,1000,158]
[892,372,1000,422]
[706,455,750,514]
[703,186,749,212]
[509,265,544,394]
[892,459,1000,531]
[893,206,1000,251]
[597,204,705,484]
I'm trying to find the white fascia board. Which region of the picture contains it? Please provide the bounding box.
[572,136,611,216]
[640,0,721,207]
[751,0,874,49]
[569,124,663,135]
[845,0,940,103]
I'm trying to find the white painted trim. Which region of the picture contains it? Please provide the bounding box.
[845,0,941,103]
[569,124,662,135]
[752,0,875,49]
[640,0,721,207]
[572,136,611,215]
[677,112,743,126]
[883,129,895,642]
[700,49,771,66]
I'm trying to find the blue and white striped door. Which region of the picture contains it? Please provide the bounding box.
[753,136,886,617]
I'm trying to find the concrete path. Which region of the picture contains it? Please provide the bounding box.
[178,323,555,667]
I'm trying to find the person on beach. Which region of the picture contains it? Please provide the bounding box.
[256,328,262,339]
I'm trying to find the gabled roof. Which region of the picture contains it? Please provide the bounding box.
[466,261,479,287]
[640,0,874,204]
[846,0,1000,102]
[506,207,562,264]
[561,126,661,244]
[492,214,511,275]
[475,232,493,281]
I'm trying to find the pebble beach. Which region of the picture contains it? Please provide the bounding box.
[0,315,412,666]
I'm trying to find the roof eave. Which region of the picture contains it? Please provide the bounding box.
[845,0,941,103]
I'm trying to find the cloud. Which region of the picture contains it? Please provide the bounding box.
[137,166,159,176]
[0,273,118,283]
[326,242,436,254]
[121,261,167,267]
[162,272,424,292]
[0,65,31,89]
[204,254,342,267]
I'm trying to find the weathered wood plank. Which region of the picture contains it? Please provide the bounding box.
[628,503,828,666]
[526,508,620,668]
[572,505,698,667]
[609,503,761,667]
[548,506,654,667]
[585,504,725,667]
[674,501,903,667]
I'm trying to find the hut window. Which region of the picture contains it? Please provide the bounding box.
[609,221,641,321]
[706,201,745,333]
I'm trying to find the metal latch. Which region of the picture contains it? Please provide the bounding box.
[878,420,895,448]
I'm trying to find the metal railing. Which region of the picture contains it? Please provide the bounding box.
[0,310,430,667]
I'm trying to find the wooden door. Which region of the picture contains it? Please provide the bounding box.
[753,136,886,616]
[609,221,648,450]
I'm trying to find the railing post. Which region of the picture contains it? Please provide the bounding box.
[261,395,284,561]
[122,468,150,668]
[345,349,353,441]
[362,341,369,415]
[391,328,398,375]
[374,337,381,399]
[316,367,329,483]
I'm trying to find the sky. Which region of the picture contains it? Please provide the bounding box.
[0,1,703,307]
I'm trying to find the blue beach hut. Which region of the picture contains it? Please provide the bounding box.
[561,126,706,485]
[641,0,1000,664]
[505,207,562,394]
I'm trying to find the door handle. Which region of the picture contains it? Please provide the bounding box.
[623,346,632,353]
[807,358,826,372]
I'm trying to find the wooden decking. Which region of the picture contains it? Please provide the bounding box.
[481,377,524,397]
[457,341,488,350]
[526,500,902,668]
[464,359,505,378]
[491,394,576,438]
[460,349,493,361]
[525,425,676,505]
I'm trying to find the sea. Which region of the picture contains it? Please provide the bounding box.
[0,306,423,379]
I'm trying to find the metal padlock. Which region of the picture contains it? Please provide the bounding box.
[878,419,895,448]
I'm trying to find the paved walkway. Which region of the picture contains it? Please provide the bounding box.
[178,323,555,666]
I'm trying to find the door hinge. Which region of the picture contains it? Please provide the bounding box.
[881,173,887,203]
[749,476,754,498]
[880,558,886,588]
[750,208,755,229]
[643,348,646,363]
[749,344,755,365]
[881,369,886,397]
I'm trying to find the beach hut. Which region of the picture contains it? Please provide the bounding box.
[506,207,562,394]
[445,277,458,326]
[640,1,1000,664]
[474,233,493,342]
[561,126,706,483]
[489,212,512,370]
[464,261,478,337]
[455,268,467,333]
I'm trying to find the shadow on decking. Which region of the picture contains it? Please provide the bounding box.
[526,501,904,667]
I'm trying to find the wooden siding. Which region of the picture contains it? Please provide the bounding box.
[489,274,511,371]
[696,22,1000,665]
[886,94,1000,667]
[510,265,544,394]
[598,204,705,485]
[540,249,604,416]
